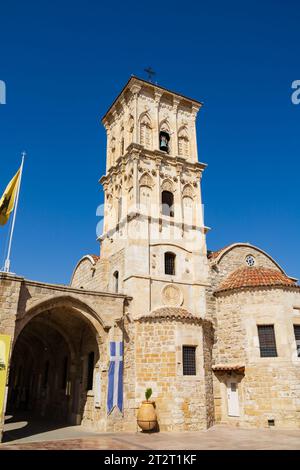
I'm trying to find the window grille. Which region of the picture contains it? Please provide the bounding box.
[294,325,300,357]
[257,325,277,357]
[165,252,175,275]
[183,346,196,375]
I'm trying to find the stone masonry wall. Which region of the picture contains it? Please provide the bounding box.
[214,287,300,428]
[135,318,210,431]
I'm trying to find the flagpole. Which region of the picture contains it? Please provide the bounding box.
[4,152,25,273]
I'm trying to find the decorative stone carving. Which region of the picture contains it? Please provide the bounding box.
[183,184,194,199]
[161,179,174,192]
[162,284,183,307]
[139,173,154,188]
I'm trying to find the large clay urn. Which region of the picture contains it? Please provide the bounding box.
[137,400,157,431]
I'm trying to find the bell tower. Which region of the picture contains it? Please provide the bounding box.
[99,77,209,318]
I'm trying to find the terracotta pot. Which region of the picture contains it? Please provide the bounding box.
[137,400,157,431]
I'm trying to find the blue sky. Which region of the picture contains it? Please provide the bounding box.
[0,0,299,284]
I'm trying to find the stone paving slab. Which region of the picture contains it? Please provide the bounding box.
[1,424,300,450]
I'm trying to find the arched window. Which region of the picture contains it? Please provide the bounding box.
[140,114,152,149]
[165,252,176,275]
[159,131,170,152]
[113,271,119,293]
[162,190,174,217]
[139,173,153,215]
[178,127,189,157]
[182,185,194,224]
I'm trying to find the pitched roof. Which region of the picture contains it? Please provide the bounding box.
[216,266,297,293]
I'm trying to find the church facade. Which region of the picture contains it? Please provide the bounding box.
[1,77,300,439]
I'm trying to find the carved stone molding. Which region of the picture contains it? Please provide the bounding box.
[162,284,183,307]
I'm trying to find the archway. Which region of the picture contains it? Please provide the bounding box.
[4,300,103,441]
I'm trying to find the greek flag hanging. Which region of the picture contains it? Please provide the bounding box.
[107,341,123,414]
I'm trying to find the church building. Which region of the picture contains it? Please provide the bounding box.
[1,77,300,440]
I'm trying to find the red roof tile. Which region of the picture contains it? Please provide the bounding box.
[89,254,100,263]
[216,266,297,293]
[138,307,200,321]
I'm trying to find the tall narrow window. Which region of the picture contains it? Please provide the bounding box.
[159,131,170,152]
[113,271,119,293]
[87,352,94,390]
[183,346,196,375]
[165,252,176,275]
[258,325,277,357]
[294,325,300,357]
[162,190,174,217]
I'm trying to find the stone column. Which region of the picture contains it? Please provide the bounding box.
[130,84,141,144]
[154,91,163,151]
[191,104,200,162]
[173,98,181,156]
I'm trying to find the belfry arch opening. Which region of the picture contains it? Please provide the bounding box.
[6,303,100,436]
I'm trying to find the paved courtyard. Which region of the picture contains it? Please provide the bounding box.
[1,415,300,449]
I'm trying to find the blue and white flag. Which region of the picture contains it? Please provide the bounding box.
[107,341,123,414]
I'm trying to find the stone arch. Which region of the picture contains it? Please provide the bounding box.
[182,184,194,199]
[8,294,107,428]
[161,178,174,193]
[209,242,288,275]
[71,255,98,287]
[139,173,153,215]
[15,295,108,343]
[159,118,170,133]
[139,172,154,188]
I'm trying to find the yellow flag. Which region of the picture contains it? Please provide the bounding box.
[0,168,21,226]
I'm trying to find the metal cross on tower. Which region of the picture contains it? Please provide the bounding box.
[144,67,156,82]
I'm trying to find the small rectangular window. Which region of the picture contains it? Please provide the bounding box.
[165,252,176,275]
[182,346,196,375]
[258,325,277,357]
[294,325,300,357]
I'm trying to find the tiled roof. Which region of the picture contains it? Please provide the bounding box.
[216,266,297,293]
[138,307,200,321]
[212,364,245,372]
[207,244,232,260]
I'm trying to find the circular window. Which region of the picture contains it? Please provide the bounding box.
[245,255,255,267]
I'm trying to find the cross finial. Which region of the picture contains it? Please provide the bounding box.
[144,67,156,82]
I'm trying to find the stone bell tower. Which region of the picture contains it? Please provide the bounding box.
[99,76,209,318]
